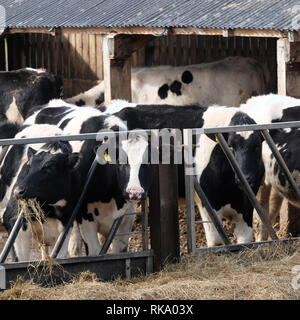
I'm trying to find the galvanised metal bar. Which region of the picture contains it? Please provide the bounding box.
[141,200,149,251]
[196,237,300,254]
[261,129,300,201]
[0,210,24,263]
[193,176,231,245]
[0,121,299,147]
[50,157,99,259]
[215,133,278,240]
[0,129,153,146]
[99,216,124,255]
[183,129,196,253]
[193,121,300,135]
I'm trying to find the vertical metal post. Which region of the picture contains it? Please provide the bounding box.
[0,210,24,263]
[4,37,8,71]
[183,129,196,253]
[141,199,149,251]
[216,133,278,240]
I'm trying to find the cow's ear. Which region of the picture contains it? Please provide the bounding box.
[27,147,37,159]
[67,153,80,169]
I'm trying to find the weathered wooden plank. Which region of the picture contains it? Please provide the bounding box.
[95,34,103,80]
[88,34,97,79]
[82,32,90,78]
[36,34,43,68]
[69,33,76,78]
[75,33,83,78]
[175,35,182,66]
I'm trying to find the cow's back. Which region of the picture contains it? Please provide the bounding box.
[132,56,269,107]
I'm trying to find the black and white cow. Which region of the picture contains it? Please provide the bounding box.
[0,68,62,123]
[16,100,153,256]
[240,94,300,240]
[66,56,270,108]
[0,121,84,260]
[112,102,265,246]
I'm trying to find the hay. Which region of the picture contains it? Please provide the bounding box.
[1,240,300,300]
[17,199,65,285]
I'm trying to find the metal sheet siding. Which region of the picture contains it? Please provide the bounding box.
[1,0,299,31]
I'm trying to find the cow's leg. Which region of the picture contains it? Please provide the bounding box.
[253,182,271,241]
[14,226,32,261]
[268,187,283,237]
[67,222,83,257]
[110,203,136,253]
[78,219,101,256]
[56,227,73,259]
[194,193,224,247]
[232,213,253,244]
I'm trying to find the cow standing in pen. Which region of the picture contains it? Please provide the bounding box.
[241,93,300,240]
[113,102,265,246]
[13,100,153,257]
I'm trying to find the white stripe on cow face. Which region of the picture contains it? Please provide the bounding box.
[121,135,148,195]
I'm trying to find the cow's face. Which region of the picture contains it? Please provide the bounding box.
[14,149,80,205]
[97,134,153,201]
[227,113,264,193]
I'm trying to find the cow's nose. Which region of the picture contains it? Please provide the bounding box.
[126,186,144,201]
[14,186,26,199]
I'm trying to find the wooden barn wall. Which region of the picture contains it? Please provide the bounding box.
[0,33,277,98]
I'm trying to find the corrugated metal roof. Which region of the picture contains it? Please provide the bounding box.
[0,0,299,31]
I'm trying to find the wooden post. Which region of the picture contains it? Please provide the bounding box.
[149,164,180,272]
[102,34,132,102]
[277,37,290,94]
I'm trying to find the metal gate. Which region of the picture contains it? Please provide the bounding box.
[0,131,154,289]
[183,121,300,254]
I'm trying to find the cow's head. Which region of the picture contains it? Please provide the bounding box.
[13,143,80,206]
[96,132,153,201]
[226,112,264,193]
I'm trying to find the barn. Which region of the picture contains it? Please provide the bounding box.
[0,0,300,290]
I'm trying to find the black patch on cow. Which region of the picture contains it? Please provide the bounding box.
[35,107,72,125]
[98,106,107,112]
[84,212,94,222]
[94,208,99,216]
[115,104,206,130]
[158,84,169,99]
[75,99,86,106]
[181,70,193,84]
[59,118,71,130]
[170,80,182,96]
[95,92,104,106]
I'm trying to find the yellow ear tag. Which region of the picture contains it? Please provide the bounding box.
[215,136,219,143]
[104,151,112,162]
